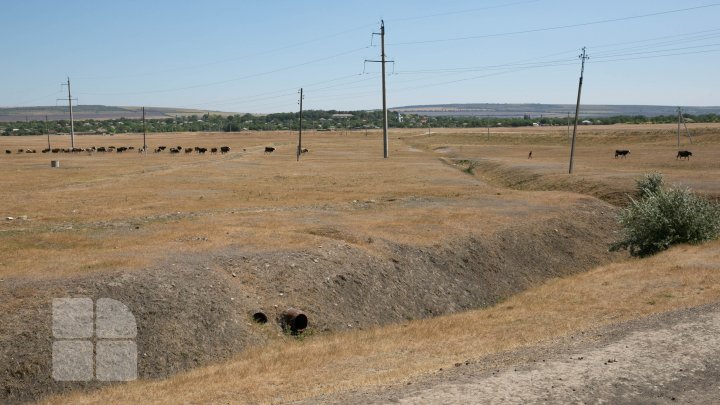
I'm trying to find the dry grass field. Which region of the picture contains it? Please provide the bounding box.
[0,124,718,403]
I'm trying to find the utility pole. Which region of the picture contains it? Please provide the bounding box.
[45,115,50,150]
[568,47,589,174]
[59,77,77,148]
[297,88,304,161]
[142,106,147,152]
[366,20,393,158]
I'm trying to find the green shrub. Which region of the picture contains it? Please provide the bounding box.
[636,172,664,199]
[611,174,720,257]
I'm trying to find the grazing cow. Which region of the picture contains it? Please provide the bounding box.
[211,147,218,154]
[117,147,128,153]
[17,149,24,153]
[198,147,207,154]
[170,148,180,154]
[42,148,50,153]
[158,146,167,151]
[677,150,692,160]
[221,146,230,154]
[97,147,106,152]
[5,150,11,154]
[185,148,193,154]
[615,149,630,158]
[264,146,275,154]
[154,147,162,153]
[52,148,61,153]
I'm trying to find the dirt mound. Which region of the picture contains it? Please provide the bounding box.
[0,198,620,403]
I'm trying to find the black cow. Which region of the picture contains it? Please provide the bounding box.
[615,149,630,158]
[170,148,180,154]
[210,147,218,154]
[264,146,275,154]
[185,148,193,154]
[5,150,11,154]
[221,146,230,154]
[301,148,309,153]
[677,150,692,160]
[197,147,207,154]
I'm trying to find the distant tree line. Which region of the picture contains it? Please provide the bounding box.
[2,110,719,136]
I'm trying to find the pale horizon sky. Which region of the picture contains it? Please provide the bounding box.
[3,0,719,113]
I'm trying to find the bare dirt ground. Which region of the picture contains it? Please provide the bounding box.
[307,302,720,404]
[0,126,718,403]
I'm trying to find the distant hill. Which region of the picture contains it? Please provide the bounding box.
[0,105,240,123]
[391,103,720,118]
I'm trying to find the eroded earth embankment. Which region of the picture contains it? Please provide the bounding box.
[0,196,619,403]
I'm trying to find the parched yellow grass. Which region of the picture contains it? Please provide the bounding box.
[0,129,592,279]
[45,240,720,405]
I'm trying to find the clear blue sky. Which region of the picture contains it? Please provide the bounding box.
[2,0,719,113]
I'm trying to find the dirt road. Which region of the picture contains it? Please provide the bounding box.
[307,302,720,404]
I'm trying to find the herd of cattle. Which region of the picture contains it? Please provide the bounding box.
[0,145,297,155]
[2,146,692,159]
[614,149,693,160]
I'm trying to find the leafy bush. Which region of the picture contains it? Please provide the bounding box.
[611,174,720,257]
[636,172,664,199]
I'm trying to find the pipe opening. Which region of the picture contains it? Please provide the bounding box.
[281,308,308,334]
[252,312,268,324]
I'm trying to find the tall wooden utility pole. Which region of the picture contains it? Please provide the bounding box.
[297,88,304,161]
[66,77,75,148]
[380,21,388,158]
[568,47,589,174]
[59,77,77,148]
[365,20,393,158]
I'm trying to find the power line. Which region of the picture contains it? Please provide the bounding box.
[388,3,720,46]
[77,46,369,96]
[392,0,542,22]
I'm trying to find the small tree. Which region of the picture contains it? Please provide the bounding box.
[611,174,720,257]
